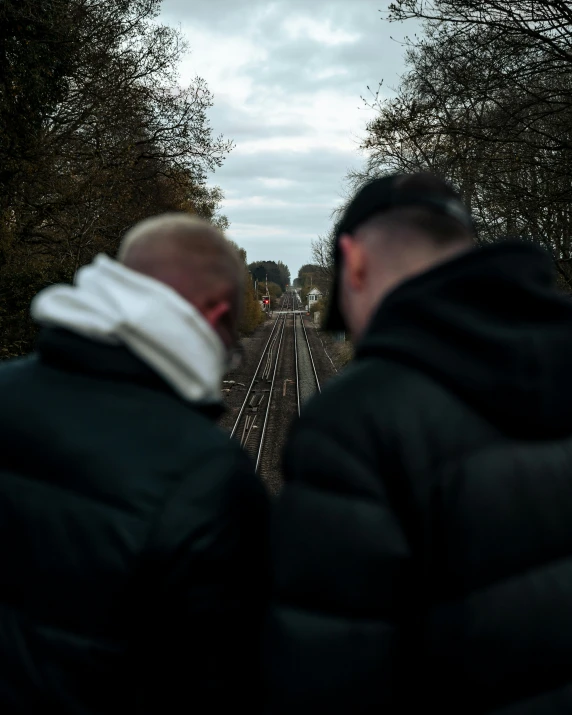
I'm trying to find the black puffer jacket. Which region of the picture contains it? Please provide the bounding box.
[267,242,572,714]
[0,328,269,715]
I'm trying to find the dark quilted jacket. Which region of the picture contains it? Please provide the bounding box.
[267,242,572,714]
[0,328,269,715]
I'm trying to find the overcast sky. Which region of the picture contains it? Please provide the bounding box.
[160,0,415,279]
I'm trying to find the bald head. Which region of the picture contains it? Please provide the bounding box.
[117,213,244,348]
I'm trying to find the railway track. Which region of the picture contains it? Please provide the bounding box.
[229,291,323,477]
[294,307,321,415]
[230,293,292,472]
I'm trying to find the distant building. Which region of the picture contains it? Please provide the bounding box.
[307,287,323,305]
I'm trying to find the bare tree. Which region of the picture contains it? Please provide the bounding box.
[347,2,572,285]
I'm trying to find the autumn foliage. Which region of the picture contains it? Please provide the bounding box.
[0,0,233,357]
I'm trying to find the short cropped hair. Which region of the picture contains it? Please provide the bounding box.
[117,212,244,306]
[362,173,474,245]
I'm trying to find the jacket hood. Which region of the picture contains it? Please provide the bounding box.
[356,241,572,437]
[31,254,227,405]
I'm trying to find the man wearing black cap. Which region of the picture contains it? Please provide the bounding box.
[265,172,572,714]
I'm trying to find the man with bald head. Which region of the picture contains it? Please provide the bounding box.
[0,213,269,714]
[117,214,244,351]
[268,173,572,714]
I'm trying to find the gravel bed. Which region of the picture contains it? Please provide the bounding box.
[295,314,319,406]
[217,316,276,435]
[301,315,340,385]
[217,311,339,493]
[255,312,297,494]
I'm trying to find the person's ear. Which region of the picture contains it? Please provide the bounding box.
[203,300,233,348]
[339,234,366,291]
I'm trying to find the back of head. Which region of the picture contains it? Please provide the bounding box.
[330,171,475,340]
[357,173,476,300]
[117,213,244,348]
[356,172,475,249]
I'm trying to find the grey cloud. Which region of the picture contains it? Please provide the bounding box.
[224,201,337,230]
[206,102,306,142]
[160,0,416,277]
[217,147,359,182]
[248,26,412,92]
[224,8,412,99]
[162,0,392,33]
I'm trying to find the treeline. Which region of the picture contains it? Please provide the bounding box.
[227,243,266,335]
[345,0,572,287]
[296,264,330,294]
[248,260,291,293]
[310,1,572,291]
[231,254,293,327]
[292,263,329,327]
[0,0,232,358]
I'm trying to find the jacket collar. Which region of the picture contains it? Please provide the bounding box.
[36,328,226,421]
[355,240,572,437]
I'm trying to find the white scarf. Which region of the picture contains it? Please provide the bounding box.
[31,254,226,404]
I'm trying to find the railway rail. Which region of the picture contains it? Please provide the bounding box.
[230,293,292,472]
[294,307,321,415]
[229,290,323,476]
